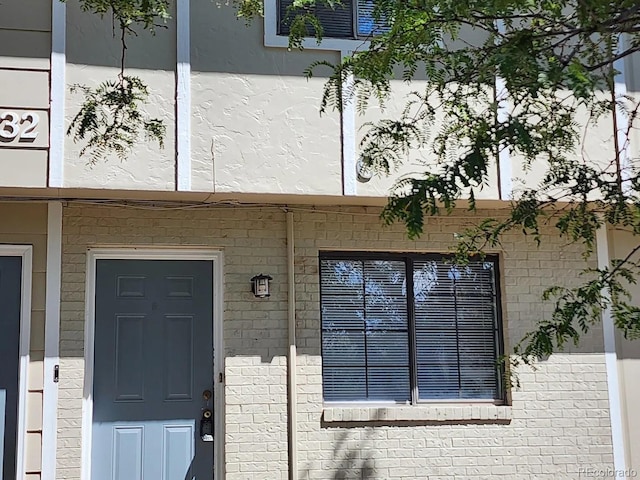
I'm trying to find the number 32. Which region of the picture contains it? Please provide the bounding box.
[0,111,39,141]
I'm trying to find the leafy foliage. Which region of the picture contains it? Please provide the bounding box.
[64,0,170,161]
[72,0,171,32]
[276,0,640,363]
[64,0,266,160]
[234,0,264,21]
[69,0,640,366]
[68,77,165,163]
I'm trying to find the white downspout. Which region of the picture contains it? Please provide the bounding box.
[287,211,298,480]
[42,201,63,480]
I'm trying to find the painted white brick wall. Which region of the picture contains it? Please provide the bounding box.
[57,204,613,480]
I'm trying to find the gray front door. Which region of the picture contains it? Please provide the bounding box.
[0,256,22,480]
[92,260,214,480]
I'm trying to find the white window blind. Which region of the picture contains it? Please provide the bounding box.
[278,0,389,39]
[320,254,503,403]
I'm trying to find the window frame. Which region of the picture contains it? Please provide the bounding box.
[276,0,385,41]
[264,0,372,51]
[319,251,507,406]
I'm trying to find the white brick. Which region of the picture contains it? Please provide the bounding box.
[55,205,614,480]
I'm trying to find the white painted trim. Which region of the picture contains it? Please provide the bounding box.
[42,202,63,480]
[596,224,627,473]
[613,34,631,194]
[286,212,298,480]
[81,248,225,480]
[212,251,225,480]
[176,0,192,191]
[495,20,512,200]
[341,50,357,196]
[0,245,33,480]
[495,76,512,199]
[263,0,370,52]
[49,0,66,188]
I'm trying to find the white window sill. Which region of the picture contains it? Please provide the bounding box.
[264,33,370,53]
[323,405,512,424]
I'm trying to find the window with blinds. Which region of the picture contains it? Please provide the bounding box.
[278,0,389,39]
[320,253,504,403]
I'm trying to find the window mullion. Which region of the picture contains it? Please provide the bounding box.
[492,290,502,400]
[352,0,358,39]
[406,257,418,404]
[453,275,462,397]
[362,259,369,400]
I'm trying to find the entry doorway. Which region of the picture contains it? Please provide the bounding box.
[83,250,224,480]
[0,246,32,480]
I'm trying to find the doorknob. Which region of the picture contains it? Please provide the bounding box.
[202,389,212,401]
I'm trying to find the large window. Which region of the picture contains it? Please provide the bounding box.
[320,253,504,403]
[278,0,388,39]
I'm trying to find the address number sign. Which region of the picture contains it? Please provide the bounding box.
[0,111,40,141]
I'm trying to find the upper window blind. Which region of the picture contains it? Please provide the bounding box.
[278,0,354,38]
[278,0,388,39]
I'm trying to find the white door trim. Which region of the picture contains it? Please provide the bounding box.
[81,248,225,480]
[0,245,33,480]
[596,225,627,472]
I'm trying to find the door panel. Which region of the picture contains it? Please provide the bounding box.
[0,256,22,480]
[114,315,145,401]
[163,315,194,401]
[92,260,214,480]
[113,427,143,480]
[163,425,194,480]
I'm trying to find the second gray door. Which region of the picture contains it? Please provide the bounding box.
[92,259,214,480]
[0,256,22,480]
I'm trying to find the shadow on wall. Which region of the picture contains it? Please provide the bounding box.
[302,430,376,480]
[63,0,339,77]
[0,0,51,62]
[5,0,640,91]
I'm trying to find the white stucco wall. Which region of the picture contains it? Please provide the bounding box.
[63,2,177,191]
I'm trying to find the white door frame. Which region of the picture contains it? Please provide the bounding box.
[0,245,32,480]
[81,248,225,480]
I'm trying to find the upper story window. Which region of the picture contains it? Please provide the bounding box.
[278,0,389,39]
[320,253,505,404]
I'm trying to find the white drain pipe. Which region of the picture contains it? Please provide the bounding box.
[287,211,298,480]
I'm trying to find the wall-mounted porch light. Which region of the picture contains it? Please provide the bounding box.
[356,156,373,183]
[251,273,272,298]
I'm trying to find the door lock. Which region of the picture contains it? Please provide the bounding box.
[200,409,213,442]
